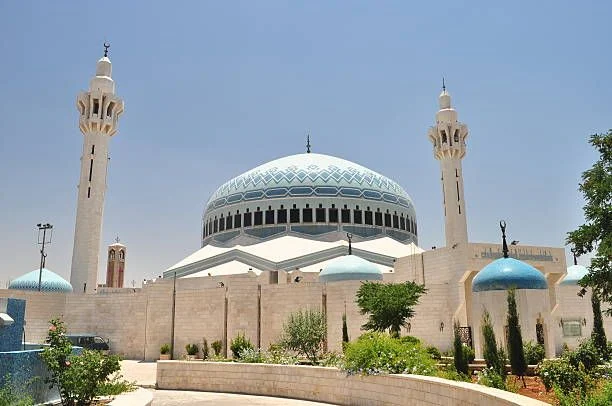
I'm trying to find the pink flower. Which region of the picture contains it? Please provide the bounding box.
[65,361,71,367]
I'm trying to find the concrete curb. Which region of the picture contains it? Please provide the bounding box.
[108,387,153,406]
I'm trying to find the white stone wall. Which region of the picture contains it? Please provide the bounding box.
[472,289,554,358]
[157,361,548,406]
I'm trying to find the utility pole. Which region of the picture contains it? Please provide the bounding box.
[37,223,53,292]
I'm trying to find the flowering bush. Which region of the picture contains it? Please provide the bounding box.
[237,346,299,365]
[476,367,507,390]
[566,339,605,372]
[537,358,591,396]
[40,318,134,405]
[342,332,436,376]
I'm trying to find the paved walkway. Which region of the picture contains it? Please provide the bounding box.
[151,390,335,405]
[119,361,335,405]
[120,360,157,388]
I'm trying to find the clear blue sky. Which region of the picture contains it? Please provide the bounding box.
[0,1,608,287]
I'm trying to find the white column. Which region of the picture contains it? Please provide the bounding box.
[428,87,469,248]
[70,49,124,294]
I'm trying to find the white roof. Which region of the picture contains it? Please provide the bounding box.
[183,260,263,278]
[297,257,393,274]
[166,236,423,277]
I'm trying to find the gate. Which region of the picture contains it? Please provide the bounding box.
[458,326,473,348]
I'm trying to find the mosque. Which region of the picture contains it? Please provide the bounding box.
[3,47,610,361]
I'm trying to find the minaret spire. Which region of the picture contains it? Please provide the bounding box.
[427,83,469,248]
[71,48,125,293]
[347,233,353,255]
[500,221,509,258]
[306,133,311,153]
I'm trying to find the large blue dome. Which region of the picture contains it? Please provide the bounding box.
[201,153,418,247]
[207,153,414,210]
[472,258,548,292]
[319,255,383,283]
[9,268,73,293]
[560,264,588,286]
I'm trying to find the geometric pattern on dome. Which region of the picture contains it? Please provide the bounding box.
[206,153,414,212]
[8,268,73,293]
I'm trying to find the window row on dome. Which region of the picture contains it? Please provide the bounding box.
[202,204,417,239]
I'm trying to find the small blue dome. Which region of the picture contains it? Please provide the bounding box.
[319,255,383,283]
[9,268,73,293]
[472,258,548,292]
[560,264,588,285]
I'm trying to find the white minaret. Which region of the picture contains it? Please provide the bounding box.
[71,44,124,294]
[428,83,468,248]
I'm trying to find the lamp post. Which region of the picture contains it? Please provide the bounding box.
[36,223,53,292]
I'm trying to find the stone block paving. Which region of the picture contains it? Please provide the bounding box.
[152,390,336,405]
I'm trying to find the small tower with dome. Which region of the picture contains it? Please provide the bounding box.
[105,237,126,288]
[70,44,124,294]
[471,222,553,358]
[428,82,469,248]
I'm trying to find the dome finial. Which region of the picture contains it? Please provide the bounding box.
[103,42,110,57]
[571,247,578,266]
[442,77,446,92]
[306,133,311,153]
[115,235,120,244]
[500,220,509,258]
[347,232,353,255]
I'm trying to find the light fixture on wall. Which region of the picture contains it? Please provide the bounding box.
[439,321,445,332]
[407,322,411,333]
[217,282,225,288]
[294,276,302,283]
[582,318,587,326]
[558,318,563,328]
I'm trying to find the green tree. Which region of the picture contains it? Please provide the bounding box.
[481,310,505,379]
[40,318,133,405]
[566,130,612,314]
[453,320,468,375]
[356,281,427,338]
[506,289,527,385]
[280,309,327,363]
[590,293,608,358]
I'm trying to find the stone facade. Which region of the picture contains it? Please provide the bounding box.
[157,362,548,405]
[2,240,609,362]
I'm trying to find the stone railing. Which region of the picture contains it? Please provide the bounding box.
[157,361,547,406]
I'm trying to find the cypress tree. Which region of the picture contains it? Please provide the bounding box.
[342,313,349,344]
[506,288,527,385]
[481,309,505,379]
[591,293,608,358]
[453,320,468,375]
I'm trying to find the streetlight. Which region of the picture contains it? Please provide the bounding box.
[36,223,53,292]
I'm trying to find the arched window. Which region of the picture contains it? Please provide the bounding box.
[109,249,115,261]
[119,250,125,260]
[454,130,459,143]
[441,130,447,144]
